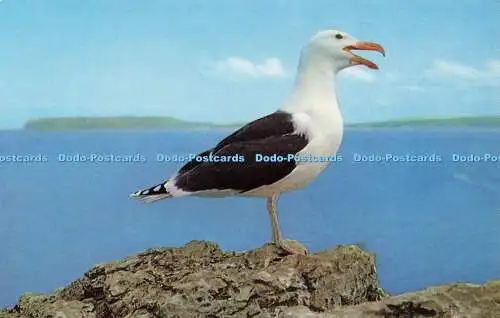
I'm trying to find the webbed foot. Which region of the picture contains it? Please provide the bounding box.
[276,239,309,255]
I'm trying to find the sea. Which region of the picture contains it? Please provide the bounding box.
[0,128,499,307]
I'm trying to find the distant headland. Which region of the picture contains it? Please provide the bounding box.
[22,115,500,130]
[349,116,500,128]
[23,116,245,130]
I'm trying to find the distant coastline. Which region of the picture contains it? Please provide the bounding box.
[349,116,500,128]
[22,115,500,130]
[23,116,245,130]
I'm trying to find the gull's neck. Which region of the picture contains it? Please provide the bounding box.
[280,48,339,114]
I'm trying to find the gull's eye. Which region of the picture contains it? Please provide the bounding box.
[335,33,343,40]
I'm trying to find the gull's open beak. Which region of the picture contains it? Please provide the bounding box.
[343,42,385,69]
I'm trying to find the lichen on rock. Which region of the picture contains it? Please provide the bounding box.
[1,241,499,318]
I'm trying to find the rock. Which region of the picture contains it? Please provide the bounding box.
[1,241,499,318]
[282,280,500,317]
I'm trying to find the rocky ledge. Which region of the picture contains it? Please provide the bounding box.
[1,241,499,318]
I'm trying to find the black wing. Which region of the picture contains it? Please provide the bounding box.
[177,110,298,175]
[174,134,308,193]
[213,110,296,151]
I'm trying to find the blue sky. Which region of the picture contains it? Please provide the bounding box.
[0,0,498,128]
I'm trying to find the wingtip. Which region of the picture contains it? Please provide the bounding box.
[129,191,141,199]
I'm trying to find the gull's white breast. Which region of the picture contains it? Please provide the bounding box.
[243,107,344,197]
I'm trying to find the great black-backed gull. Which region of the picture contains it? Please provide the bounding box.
[131,29,385,254]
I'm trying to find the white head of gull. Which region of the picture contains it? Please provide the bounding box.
[131,29,385,255]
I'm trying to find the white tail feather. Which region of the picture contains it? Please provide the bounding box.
[130,193,172,203]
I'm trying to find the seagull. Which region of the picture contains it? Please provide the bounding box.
[131,29,385,254]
